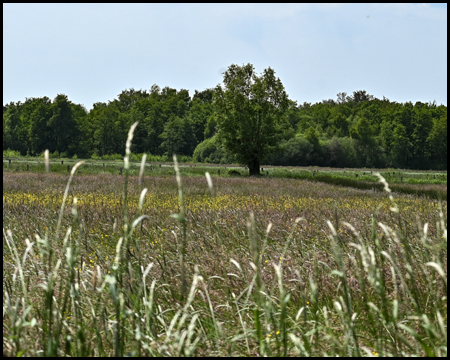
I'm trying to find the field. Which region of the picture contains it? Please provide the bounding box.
[3,157,447,356]
[3,156,448,200]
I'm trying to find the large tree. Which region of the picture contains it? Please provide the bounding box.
[214,63,289,175]
[47,94,78,154]
[426,115,447,169]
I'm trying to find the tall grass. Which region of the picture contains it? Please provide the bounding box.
[3,124,447,356]
[4,159,445,201]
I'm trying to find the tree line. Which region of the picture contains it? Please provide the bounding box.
[3,64,447,172]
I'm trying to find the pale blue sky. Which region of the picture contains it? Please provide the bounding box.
[3,3,447,109]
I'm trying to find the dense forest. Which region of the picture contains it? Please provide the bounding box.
[3,85,447,170]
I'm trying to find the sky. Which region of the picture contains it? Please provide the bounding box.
[3,3,447,110]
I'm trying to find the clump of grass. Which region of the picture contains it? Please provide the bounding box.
[3,125,447,357]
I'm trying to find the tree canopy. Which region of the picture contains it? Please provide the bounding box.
[2,66,447,171]
[214,63,289,175]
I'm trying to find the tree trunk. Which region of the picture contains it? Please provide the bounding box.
[248,158,260,176]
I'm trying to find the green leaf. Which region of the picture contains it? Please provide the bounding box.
[170,213,185,222]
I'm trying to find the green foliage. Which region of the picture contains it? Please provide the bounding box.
[48,94,79,155]
[411,106,433,168]
[193,136,235,164]
[269,136,314,166]
[101,153,123,161]
[50,150,60,159]
[227,169,243,176]
[426,115,447,170]
[145,153,171,162]
[159,115,196,156]
[214,63,289,175]
[203,114,217,139]
[304,126,321,150]
[1,69,447,170]
[90,148,101,160]
[188,97,213,143]
[391,124,412,168]
[3,148,21,158]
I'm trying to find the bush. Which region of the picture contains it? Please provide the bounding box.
[102,153,123,161]
[50,150,60,159]
[193,137,235,164]
[3,149,21,158]
[227,169,242,176]
[268,136,314,166]
[331,137,358,168]
[129,153,143,162]
[178,155,193,163]
[91,149,101,160]
[147,154,170,163]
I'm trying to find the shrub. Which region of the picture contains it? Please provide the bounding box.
[50,150,60,159]
[2,149,21,158]
[193,137,235,164]
[269,136,314,166]
[102,153,123,161]
[178,155,193,163]
[91,149,101,160]
[227,169,242,176]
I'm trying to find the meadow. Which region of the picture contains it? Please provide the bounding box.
[3,146,447,356]
[3,156,447,200]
